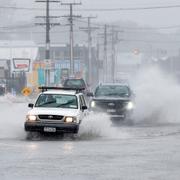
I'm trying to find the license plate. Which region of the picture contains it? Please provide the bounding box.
[44,127,56,132]
[107,109,116,113]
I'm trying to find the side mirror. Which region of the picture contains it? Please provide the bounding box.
[28,103,34,108]
[86,92,94,97]
[131,92,136,98]
[82,105,88,110]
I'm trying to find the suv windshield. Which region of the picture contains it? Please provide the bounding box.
[35,94,78,109]
[63,79,86,88]
[95,85,130,98]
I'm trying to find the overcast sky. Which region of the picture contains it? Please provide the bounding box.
[14,0,180,31]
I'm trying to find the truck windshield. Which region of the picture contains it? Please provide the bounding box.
[35,94,78,109]
[95,85,130,97]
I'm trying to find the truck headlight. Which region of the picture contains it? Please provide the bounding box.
[27,115,37,121]
[126,101,134,110]
[91,101,96,108]
[65,117,76,123]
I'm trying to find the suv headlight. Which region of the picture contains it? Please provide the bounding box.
[26,115,37,121]
[65,117,77,123]
[91,101,96,108]
[126,101,134,110]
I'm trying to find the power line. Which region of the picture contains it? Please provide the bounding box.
[1,4,180,11]
[3,22,180,31]
[77,5,180,11]
[74,19,180,31]
[0,24,36,29]
[3,30,180,42]
[73,18,104,29]
[122,39,180,43]
[1,21,180,34]
[0,30,81,34]
[120,25,180,30]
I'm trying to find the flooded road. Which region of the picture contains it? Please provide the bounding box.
[1,98,180,180]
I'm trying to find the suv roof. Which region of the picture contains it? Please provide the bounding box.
[42,90,78,95]
[38,87,84,95]
[98,83,129,87]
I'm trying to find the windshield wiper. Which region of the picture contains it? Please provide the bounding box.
[105,93,129,97]
[56,100,75,107]
[118,93,129,97]
[106,93,117,96]
[38,100,56,107]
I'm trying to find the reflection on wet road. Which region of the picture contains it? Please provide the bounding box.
[1,100,180,180]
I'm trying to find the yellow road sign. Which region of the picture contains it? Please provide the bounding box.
[21,87,32,96]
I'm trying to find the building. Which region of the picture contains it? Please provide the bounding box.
[0,40,38,93]
[33,44,98,86]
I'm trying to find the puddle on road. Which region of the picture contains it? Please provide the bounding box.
[1,91,180,142]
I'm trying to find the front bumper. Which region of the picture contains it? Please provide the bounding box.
[24,121,79,133]
[0,86,5,95]
[90,108,133,120]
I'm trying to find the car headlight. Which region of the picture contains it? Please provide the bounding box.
[26,115,37,121]
[126,101,134,110]
[91,101,96,108]
[65,117,77,123]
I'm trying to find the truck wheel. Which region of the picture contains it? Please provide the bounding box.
[26,132,41,140]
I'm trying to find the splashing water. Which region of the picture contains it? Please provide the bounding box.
[131,65,180,125]
[79,112,131,140]
[0,98,27,140]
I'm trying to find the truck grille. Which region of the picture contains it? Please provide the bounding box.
[96,101,126,109]
[38,115,64,120]
[93,100,128,115]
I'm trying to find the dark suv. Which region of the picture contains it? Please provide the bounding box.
[63,78,89,94]
[89,83,134,121]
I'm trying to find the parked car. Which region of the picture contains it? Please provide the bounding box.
[63,78,89,95]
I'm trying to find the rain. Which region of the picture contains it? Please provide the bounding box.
[1,0,180,179]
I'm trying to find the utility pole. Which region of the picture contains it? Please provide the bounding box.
[61,2,81,77]
[98,24,110,82]
[99,25,122,82]
[96,37,100,84]
[110,27,123,83]
[35,0,60,85]
[80,16,98,86]
[104,24,108,82]
[111,27,116,83]
[46,0,50,59]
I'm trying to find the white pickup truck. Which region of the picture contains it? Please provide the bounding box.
[24,87,88,135]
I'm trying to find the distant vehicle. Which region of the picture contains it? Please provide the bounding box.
[0,79,6,95]
[24,87,88,137]
[88,83,135,121]
[63,78,89,95]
